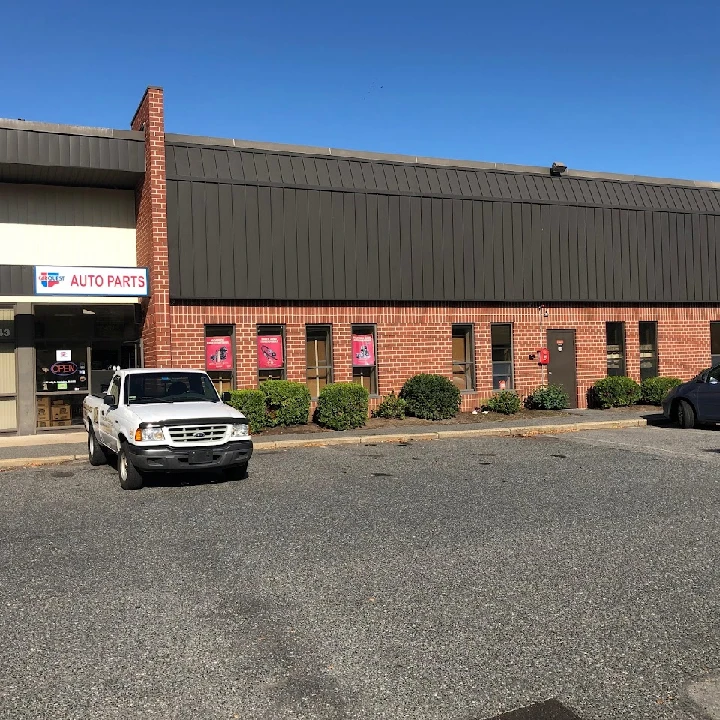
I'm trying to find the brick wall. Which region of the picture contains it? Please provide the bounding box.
[164,301,720,410]
[131,87,170,367]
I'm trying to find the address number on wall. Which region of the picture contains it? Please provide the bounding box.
[0,321,15,341]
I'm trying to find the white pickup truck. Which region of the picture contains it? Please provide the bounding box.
[83,369,252,490]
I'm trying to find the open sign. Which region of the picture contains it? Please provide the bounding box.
[50,362,78,377]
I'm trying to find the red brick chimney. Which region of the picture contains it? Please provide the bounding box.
[131,87,171,367]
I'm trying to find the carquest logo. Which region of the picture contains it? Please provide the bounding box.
[39,271,64,288]
[193,432,206,439]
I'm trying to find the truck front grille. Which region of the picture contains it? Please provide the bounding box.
[167,424,229,443]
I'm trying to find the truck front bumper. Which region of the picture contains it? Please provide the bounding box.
[125,440,253,472]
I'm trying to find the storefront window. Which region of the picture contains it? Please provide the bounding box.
[491,324,513,390]
[639,321,658,380]
[34,305,140,430]
[452,325,475,391]
[206,324,235,395]
[606,322,626,376]
[352,324,377,395]
[306,326,332,399]
[711,322,720,368]
[257,325,286,382]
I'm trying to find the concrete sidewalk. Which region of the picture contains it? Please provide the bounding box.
[0,408,661,470]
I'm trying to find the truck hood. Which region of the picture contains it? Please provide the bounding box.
[126,402,246,425]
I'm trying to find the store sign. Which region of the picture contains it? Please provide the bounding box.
[206,336,233,371]
[0,320,14,341]
[34,266,149,297]
[352,334,375,366]
[257,335,283,369]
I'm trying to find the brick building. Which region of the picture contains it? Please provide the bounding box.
[1,85,720,434]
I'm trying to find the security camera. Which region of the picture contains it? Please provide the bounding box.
[551,162,567,176]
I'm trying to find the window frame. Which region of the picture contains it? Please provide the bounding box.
[711,322,720,368]
[451,324,476,392]
[305,325,333,399]
[639,321,658,381]
[490,323,514,391]
[205,324,236,394]
[606,321,626,377]
[351,323,378,396]
[257,324,286,383]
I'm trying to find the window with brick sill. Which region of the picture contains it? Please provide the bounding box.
[452,324,475,391]
[351,324,377,395]
[257,324,286,382]
[306,325,333,399]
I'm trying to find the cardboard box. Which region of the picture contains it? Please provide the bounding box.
[51,405,71,421]
[51,399,66,406]
[37,420,51,428]
[51,420,72,427]
[37,397,52,411]
[37,406,50,421]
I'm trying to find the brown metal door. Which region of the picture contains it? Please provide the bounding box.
[547,329,578,408]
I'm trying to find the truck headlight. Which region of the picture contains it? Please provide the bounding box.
[135,427,164,442]
[231,423,249,438]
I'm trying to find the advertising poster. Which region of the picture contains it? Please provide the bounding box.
[206,336,233,371]
[257,335,284,369]
[352,334,375,366]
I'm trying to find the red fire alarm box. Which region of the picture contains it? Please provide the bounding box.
[537,347,550,365]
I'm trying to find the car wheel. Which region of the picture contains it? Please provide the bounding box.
[118,443,143,490]
[88,427,108,466]
[224,462,248,482]
[677,399,696,429]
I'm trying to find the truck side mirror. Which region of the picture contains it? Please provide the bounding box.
[222,391,232,403]
[103,394,115,406]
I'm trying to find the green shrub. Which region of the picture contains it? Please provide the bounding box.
[524,384,570,410]
[399,374,461,420]
[316,383,369,431]
[372,392,408,420]
[227,389,268,433]
[485,390,522,415]
[589,376,641,408]
[261,380,311,427]
[640,376,683,405]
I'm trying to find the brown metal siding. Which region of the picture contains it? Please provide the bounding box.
[0,265,34,295]
[166,143,720,303]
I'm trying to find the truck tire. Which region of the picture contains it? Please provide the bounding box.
[118,443,144,490]
[224,462,248,482]
[88,427,108,466]
[677,399,696,429]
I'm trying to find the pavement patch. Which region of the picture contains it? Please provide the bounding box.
[480,699,583,719]
[686,674,720,719]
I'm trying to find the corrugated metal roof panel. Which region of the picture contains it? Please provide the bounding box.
[165,142,720,214]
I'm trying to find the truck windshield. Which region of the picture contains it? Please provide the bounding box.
[126,372,221,405]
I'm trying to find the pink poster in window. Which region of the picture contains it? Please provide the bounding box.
[206,336,233,371]
[257,335,284,369]
[352,334,375,366]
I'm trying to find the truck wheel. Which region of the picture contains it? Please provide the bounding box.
[118,443,143,490]
[224,462,248,482]
[88,427,108,466]
[677,399,696,429]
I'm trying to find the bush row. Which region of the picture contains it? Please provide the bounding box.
[227,374,683,432]
[228,380,312,433]
[588,375,682,408]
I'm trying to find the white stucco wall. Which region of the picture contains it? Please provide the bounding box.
[0,183,138,304]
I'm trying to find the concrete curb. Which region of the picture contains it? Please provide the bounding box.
[252,418,648,450]
[0,418,648,470]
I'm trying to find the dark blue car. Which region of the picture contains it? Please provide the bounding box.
[663,367,720,428]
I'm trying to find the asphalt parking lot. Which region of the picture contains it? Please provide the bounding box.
[1,427,719,720]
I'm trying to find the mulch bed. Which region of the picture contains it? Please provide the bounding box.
[256,408,568,437]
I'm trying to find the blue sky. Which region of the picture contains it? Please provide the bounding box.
[2,1,718,180]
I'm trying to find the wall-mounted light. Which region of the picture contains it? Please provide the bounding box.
[550,162,567,176]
